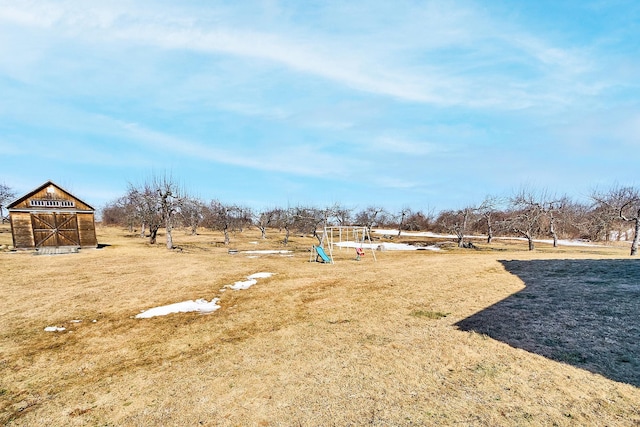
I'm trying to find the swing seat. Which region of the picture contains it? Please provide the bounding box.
[355,247,365,256]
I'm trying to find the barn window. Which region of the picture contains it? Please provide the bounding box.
[29,199,76,208]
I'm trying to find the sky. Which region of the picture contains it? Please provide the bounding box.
[1,0,639,214]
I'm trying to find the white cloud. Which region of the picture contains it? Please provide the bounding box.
[119,121,355,178]
[0,0,604,111]
[371,136,439,156]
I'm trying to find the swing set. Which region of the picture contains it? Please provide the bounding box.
[310,226,377,264]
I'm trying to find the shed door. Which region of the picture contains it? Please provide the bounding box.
[31,213,80,247]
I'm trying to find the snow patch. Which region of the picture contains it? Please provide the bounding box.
[244,250,292,254]
[44,326,66,332]
[372,229,607,248]
[135,298,221,319]
[229,279,258,290]
[136,272,275,319]
[335,241,440,251]
[248,272,274,279]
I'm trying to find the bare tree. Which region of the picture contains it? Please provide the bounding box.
[404,209,434,231]
[354,206,388,235]
[0,183,16,223]
[507,189,545,251]
[154,175,186,249]
[333,204,353,226]
[127,182,162,243]
[273,207,296,245]
[556,201,594,241]
[204,201,251,245]
[540,195,570,248]
[592,185,640,255]
[395,207,412,237]
[102,195,138,230]
[126,174,186,248]
[437,207,474,248]
[180,197,206,236]
[476,196,502,244]
[292,205,335,246]
[254,208,279,239]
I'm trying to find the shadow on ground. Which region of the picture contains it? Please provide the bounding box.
[456,259,640,387]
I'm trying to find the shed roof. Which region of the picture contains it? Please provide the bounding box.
[7,180,95,212]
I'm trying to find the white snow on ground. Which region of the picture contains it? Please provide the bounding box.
[229,272,274,289]
[229,279,257,290]
[372,229,605,247]
[248,272,274,279]
[135,298,221,319]
[335,241,440,251]
[44,326,66,332]
[244,250,292,254]
[135,272,275,319]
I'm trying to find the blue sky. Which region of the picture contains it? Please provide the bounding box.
[1,0,639,213]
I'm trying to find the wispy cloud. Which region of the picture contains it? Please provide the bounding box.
[370,136,440,156]
[2,1,638,211]
[119,121,356,179]
[0,0,606,111]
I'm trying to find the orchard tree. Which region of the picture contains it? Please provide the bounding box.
[403,209,434,231]
[558,201,594,241]
[395,207,413,237]
[254,208,279,239]
[592,185,640,256]
[354,206,389,234]
[0,183,16,223]
[476,195,503,244]
[180,197,207,236]
[126,183,162,243]
[437,207,474,248]
[153,175,186,249]
[102,195,137,230]
[204,201,251,245]
[333,204,353,226]
[540,195,570,248]
[273,207,296,245]
[292,205,336,246]
[126,174,186,248]
[507,189,545,251]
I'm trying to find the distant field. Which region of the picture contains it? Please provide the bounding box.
[1,224,638,426]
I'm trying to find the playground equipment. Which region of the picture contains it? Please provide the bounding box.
[311,226,377,264]
[313,245,332,263]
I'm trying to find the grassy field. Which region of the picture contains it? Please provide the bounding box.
[1,224,638,426]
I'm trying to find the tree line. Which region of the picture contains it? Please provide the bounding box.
[97,177,640,256]
[1,179,639,255]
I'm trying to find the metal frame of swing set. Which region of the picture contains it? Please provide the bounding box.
[311,226,377,263]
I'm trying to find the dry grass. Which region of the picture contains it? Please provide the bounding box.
[0,224,638,426]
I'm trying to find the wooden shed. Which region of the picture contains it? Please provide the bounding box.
[8,181,98,251]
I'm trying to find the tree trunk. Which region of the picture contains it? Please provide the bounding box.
[550,220,558,248]
[166,220,173,250]
[631,219,639,256]
[457,233,464,248]
[486,222,493,244]
[140,222,146,238]
[223,224,230,245]
[528,236,535,251]
[283,225,290,246]
[149,225,159,244]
